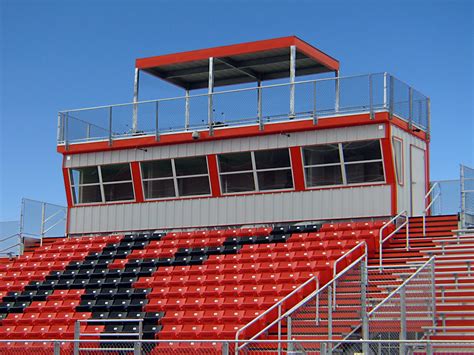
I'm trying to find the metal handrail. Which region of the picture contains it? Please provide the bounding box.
[368,256,435,316]
[423,182,441,235]
[236,250,367,352]
[0,233,20,243]
[332,241,367,308]
[379,210,409,269]
[0,242,22,255]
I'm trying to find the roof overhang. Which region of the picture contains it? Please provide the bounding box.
[135,36,339,90]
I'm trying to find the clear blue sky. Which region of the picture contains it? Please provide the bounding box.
[0,0,473,221]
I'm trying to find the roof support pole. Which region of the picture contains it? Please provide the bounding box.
[257,80,263,130]
[289,45,296,118]
[185,89,190,130]
[335,70,340,113]
[208,57,214,136]
[132,68,140,133]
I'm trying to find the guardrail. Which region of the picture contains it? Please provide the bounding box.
[379,210,408,269]
[423,182,441,235]
[57,72,430,147]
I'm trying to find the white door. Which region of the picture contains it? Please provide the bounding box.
[410,146,426,216]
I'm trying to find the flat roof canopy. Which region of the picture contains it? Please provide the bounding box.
[135,36,339,90]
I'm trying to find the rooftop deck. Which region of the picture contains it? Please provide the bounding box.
[57,73,429,147]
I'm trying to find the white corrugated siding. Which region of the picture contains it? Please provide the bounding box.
[68,185,391,234]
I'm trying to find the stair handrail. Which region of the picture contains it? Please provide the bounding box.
[235,249,367,354]
[423,182,441,236]
[379,210,408,269]
[0,233,20,243]
[332,241,368,309]
[234,273,319,344]
[0,242,22,257]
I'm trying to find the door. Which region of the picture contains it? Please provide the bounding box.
[410,145,426,216]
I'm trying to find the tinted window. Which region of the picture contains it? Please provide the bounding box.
[342,140,382,162]
[141,160,173,179]
[305,166,343,187]
[70,167,100,185]
[101,164,132,182]
[218,152,253,173]
[175,157,208,176]
[303,144,340,165]
[254,149,291,169]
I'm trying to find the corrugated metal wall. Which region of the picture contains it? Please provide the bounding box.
[68,185,391,234]
[391,125,427,215]
[64,124,386,168]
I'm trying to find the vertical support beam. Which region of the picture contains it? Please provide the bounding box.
[383,72,388,109]
[369,73,374,119]
[408,86,413,129]
[289,45,296,118]
[426,97,431,141]
[287,316,293,352]
[155,101,160,142]
[361,258,369,355]
[312,81,318,125]
[335,70,340,113]
[208,57,214,136]
[257,81,263,130]
[132,68,140,133]
[108,106,113,146]
[185,89,190,130]
[399,285,407,355]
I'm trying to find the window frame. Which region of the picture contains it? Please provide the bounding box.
[217,148,295,195]
[302,139,386,189]
[69,163,135,205]
[392,136,404,186]
[140,156,212,201]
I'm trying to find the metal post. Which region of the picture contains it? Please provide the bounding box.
[54,341,61,355]
[19,198,25,255]
[289,45,296,118]
[321,342,327,355]
[400,285,407,355]
[430,258,436,330]
[315,278,320,325]
[383,72,388,109]
[132,68,140,133]
[427,97,431,141]
[155,101,160,142]
[335,71,340,113]
[327,285,333,354]
[389,75,394,120]
[40,202,46,246]
[361,258,369,355]
[73,321,80,355]
[257,81,263,130]
[134,341,141,355]
[277,304,282,355]
[57,113,63,143]
[86,123,91,140]
[313,81,318,125]
[108,106,113,146]
[406,218,410,251]
[461,165,466,229]
[369,74,374,119]
[65,112,70,150]
[287,316,293,352]
[208,57,214,136]
[185,89,190,130]
[222,342,229,355]
[408,87,413,129]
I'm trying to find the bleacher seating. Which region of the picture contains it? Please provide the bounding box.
[0,220,388,348]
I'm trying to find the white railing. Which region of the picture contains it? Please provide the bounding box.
[379,210,409,269]
[423,182,441,235]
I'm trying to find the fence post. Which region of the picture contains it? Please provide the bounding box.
[19,198,25,255]
[430,258,437,330]
[108,106,113,146]
[54,341,61,355]
[40,202,46,246]
[321,342,327,355]
[312,81,318,125]
[257,81,263,131]
[399,285,407,355]
[389,75,394,120]
[287,316,293,352]
[427,97,431,141]
[408,87,413,129]
[289,45,296,118]
[65,112,70,150]
[277,303,282,355]
[222,341,229,355]
[361,258,369,355]
[185,90,190,131]
[208,57,214,136]
[369,74,374,119]
[134,341,141,355]
[383,72,388,109]
[73,321,80,355]
[461,165,466,229]
[155,101,160,142]
[327,285,333,354]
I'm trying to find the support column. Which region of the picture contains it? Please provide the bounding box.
[289,45,296,118]
[132,68,140,133]
[208,57,214,136]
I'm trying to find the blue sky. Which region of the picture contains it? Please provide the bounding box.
[0,0,473,221]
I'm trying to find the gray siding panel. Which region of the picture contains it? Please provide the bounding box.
[68,185,391,234]
[64,124,385,168]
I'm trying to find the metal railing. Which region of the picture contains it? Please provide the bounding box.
[423,182,441,235]
[378,210,409,269]
[461,164,474,229]
[236,249,368,354]
[57,72,430,146]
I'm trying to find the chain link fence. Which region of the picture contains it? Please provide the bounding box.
[0,339,473,354]
[0,220,21,257]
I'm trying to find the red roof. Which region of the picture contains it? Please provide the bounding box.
[135,36,339,90]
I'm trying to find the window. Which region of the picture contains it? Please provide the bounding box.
[217,148,293,193]
[302,140,385,187]
[70,163,134,204]
[141,156,211,200]
[392,137,404,185]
